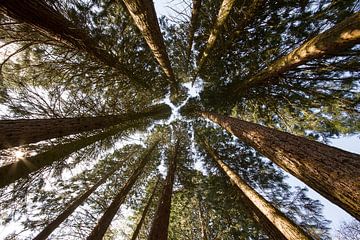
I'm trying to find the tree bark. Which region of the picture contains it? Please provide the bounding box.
[196,0,236,72]
[0,104,171,149]
[32,158,130,240]
[86,141,158,240]
[0,0,139,82]
[201,138,313,240]
[122,0,175,83]
[130,177,160,240]
[186,0,202,65]
[201,111,360,220]
[233,12,360,92]
[147,140,179,240]
[196,196,208,240]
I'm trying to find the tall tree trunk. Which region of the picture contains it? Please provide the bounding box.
[130,177,160,240]
[122,0,175,83]
[196,196,208,240]
[201,138,313,240]
[0,0,139,83]
[201,111,360,220]
[0,104,171,150]
[87,141,158,240]
[233,12,360,92]
[196,0,236,73]
[32,156,132,240]
[147,141,179,240]
[186,0,202,65]
[0,109,167,189]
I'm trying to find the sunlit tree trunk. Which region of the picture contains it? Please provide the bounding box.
[122,0,175,83]
[86,141,158,240]
[196,0,236,72]
[186,0,202,65]
[201,138,313,240]
[130,177,160,240]
[0,104,171,149]
[148,141,179,240]
[0,0,138,82]
[201,111,360,220]
[234,12,360,92]
[33,158,131,240]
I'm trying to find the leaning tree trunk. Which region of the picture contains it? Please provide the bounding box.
[201,111,360,220]
[86,141,158,240]
[186,0,202,65]
[0,110,165,189]
[122,0,175,83]
[147,141,179,240]
[201,138,313,240]
[0,104,171,149]
[32,156,132,240]
[0,0,139,82]
[130,177,160,240]
[233,12,360,92]
[196,0,236,74]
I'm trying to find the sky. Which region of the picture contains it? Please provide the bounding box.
[153,0,359,237]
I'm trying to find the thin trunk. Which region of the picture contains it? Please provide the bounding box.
[122,0,175,83]
[148,141,179,240]
[130,177,160,240]
[234,12,360,92]
[186,0,202,65]
[201,138,313,240]
[87,141,158,240]
[0,0,139,83]
[196,197,208,240]
[201,111,360,220]
[33,156,132,240]
[196,0,236,73]
[0,104,171,149]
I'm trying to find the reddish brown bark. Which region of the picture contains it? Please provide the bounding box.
[148,141,179,240]
[234,12,360,92]
[87,142,158,240]
[122,0,175,83]
[0,0,139,82]
[130,177,160,240]
[0,104,171,149]
[202,139,312,240]
[201,111,360,220]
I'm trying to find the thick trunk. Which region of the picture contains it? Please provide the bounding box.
[201,111,360,220]
[0,104,171,149]
[186,0,202,64]
[202,139,312,240]
[197,0,236,72]
[86,142,158,240]
[0,0,138,81]
[234,12,360,92]
[147,141,179,240]
[130,177,160,240]
[122,0,175,82]
[33,159,129,240]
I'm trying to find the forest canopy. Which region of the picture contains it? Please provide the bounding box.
[0,0,359,239]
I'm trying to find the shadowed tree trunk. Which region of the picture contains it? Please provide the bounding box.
[86,141,158,240]
[201,138,313,240]
[201,111,360,220]
[122,0,175,83]
[196,0,236,74]
[186,0,202,65]
[148,140,179,240]
[0,104,171,149]
[32,155,134,240]
[233,12,360,92]
[196,196,209,240]
[130,177,160,240]
[0,0,140,83]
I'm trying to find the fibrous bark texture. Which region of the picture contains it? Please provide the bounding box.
[201,111,360,220]
[0,104,171,149]
[87,142,158,240]
[234,12,360,92]
[122,0,175,82]
[202,139,313,240]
